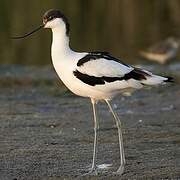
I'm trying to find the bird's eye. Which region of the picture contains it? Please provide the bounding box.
[48,16,54,21]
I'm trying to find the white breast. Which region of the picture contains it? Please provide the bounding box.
[50,28,142,100]
[51,49,120,99]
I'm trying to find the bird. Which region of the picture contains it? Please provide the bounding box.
[140,37,180,64]
[12,9,173,176]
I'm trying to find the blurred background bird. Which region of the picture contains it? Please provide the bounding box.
[139,37,180,64]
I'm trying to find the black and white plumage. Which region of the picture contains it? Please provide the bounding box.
[74,51,172,88]
[12,9,173,176]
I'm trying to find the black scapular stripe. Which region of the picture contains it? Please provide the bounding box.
[73,68,149,86]
[73,70,105,86]
[77,51,130,67]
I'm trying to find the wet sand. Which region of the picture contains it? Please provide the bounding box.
[0,65,180,180]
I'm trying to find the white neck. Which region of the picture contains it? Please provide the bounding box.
[51,26,73,58]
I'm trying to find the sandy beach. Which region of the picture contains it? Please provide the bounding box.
[0,65,180,180]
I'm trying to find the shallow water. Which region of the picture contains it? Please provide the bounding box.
[0,63,179,86]
[1,1,180,65]
[1,1,180,178]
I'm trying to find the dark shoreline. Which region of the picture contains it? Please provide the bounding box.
[0,65,180,179]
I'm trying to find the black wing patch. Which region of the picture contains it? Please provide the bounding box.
[73,70,105,86]
[77,51,130,67]
[127,68,150,80]
[73,68,150,86]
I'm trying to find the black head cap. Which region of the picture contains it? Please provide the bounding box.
[43,9,70,35]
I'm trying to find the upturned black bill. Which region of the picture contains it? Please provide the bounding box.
[11,24,44,39]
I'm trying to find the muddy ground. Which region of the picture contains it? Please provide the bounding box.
[0,65,180,180]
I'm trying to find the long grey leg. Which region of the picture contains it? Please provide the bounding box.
[84,98,99,175]
[105,100,125,175]
[91,98,98,172]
